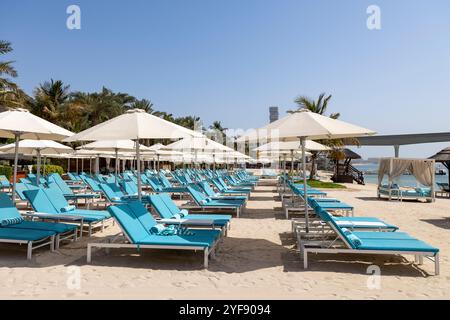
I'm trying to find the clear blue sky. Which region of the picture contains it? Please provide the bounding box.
[2,0,450,159]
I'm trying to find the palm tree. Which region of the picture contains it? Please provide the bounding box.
[290,93,343,179]
[291,93,340,119]
[130,99,154,113]
[83,87,134,126]
[209,121,228,144]
[31,79,70,122]
[0,40,29,110]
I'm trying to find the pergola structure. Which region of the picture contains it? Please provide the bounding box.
[345,132,450,157]
[429,147,450,191]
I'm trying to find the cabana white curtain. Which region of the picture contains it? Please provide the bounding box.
[378,158,435,187]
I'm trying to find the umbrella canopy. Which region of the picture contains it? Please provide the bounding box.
[65,108,202,199]
[0,108,74,199]
[65,108,202,142]
[0,139,73,155]
[239,109,375,232]
[237,109,375,142]
[0,108,74,140]
[165,136,234,152]
[0,139,73,185]
[79,139,152,152]
[254,140,330,152]
[78,139,153,181]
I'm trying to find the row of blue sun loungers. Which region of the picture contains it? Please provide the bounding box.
[281,179,440,275]
[0,169,254,265]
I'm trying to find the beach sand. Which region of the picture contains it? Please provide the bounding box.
[1,181,449,299]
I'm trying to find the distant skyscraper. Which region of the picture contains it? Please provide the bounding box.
[269,106,279,123]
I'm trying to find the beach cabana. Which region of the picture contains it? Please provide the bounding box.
[377,157,435,202]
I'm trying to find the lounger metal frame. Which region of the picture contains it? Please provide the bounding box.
[296,219,440,275]
[86,218,221,268]
[0,235,55,260]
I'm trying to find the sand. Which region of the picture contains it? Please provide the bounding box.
[1,180,449,299]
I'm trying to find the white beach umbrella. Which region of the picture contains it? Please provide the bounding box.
[255,140,329,176]
[64,109,202,199]
[0,108,74,200]
[254,140,330,152]
[78,139,153,182]
[165,136,235,167]
[239,109,375,231]
[0,139,73,184]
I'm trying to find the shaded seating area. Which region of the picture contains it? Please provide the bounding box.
[429,147,450,198]
[331,149,365,185]
[377,158,435,202]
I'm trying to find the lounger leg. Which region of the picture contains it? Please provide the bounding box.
[204,248,209,269]
[101,220,105,232]
[435,253,440,275]
[88,224,92,237]
[236,208,240,218]
[87,244,92,263]
[27,242,32,260]
[50,236,55,251]
[303,250,308,269]
[419,255,424,265]
[55,234,60,250]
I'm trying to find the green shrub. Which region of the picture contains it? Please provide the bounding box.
[0,165,13,179]
[32,164,64,176]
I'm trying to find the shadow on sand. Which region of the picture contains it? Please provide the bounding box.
[421,217,450,230]
[278,232,433,277]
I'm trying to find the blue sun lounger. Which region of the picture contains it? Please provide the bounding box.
[47,173,98,205]
[308,197,354,216]
[198,181,248,201]
[148,193,231,233]
[211,178,251,196]
[0,228,56,260]
[23,188,111,236]
[185,186,246,218]
[300,207,440,275]
[0,192,78,249]
[86,201,221,268]
[0,175,11,190]
[99,183,148,205]
[308,203,398,231]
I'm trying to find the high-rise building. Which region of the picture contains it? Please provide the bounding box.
[269,106,279,123]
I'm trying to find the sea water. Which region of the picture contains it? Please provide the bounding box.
[353,163,448,187]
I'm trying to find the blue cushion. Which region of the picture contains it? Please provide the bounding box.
[60,205,76,212]
[347,233,362,248]
[1,217,24,226]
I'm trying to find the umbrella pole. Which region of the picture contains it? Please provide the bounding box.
[301,137,309,233]
[81,157,84,174]
[136,140,142,201]
[115,149,118,184]
[67,157,70,173]
[283,154,287,192]
[290,149,294,176]
[43,156,47,176]
[36,149,41,186]
[89,157,92,175]
[11,132,21,203]
[76,158,78,174]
